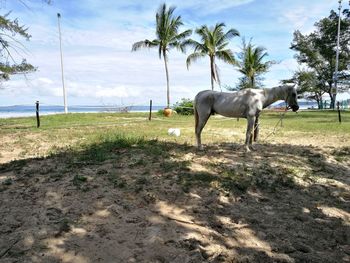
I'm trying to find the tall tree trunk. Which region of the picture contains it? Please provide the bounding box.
[316,98,321,109]
[327,83,335,109]
[163,51,170,108]
[210,56,215,91]
[330,93,335,109]
[251,75,255,89]
[318,95,323,109]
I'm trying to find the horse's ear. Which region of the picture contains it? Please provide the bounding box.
[294,83,299,91]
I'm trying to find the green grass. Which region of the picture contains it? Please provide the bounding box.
[1,110,349,136]
[0,110,349,164]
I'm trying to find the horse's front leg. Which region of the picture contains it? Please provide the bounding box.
[245,116,256,152]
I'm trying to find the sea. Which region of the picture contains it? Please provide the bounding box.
[0,100,321,119]
[0,105,166,118]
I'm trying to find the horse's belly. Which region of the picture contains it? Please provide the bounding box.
[214,104,246,118]
[215,109,245,118]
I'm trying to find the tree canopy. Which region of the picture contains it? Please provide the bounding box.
[289,9,350,108]
[185,23,239,90]
[235,39,274,89]
[0,12,35,82]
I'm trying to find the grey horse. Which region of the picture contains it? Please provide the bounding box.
[194,85,299,151]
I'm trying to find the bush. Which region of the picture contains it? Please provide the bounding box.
[173,98,194,115]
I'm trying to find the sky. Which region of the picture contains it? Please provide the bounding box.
[0,0,346,106]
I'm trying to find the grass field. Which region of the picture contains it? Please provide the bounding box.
[0,110,349,262]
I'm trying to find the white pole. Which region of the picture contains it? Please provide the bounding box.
[57,13,68,114]
[333,0,342,108]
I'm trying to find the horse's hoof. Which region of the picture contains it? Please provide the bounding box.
[245,146,251,152]
[250,146,256,151]
[197,145,204,151]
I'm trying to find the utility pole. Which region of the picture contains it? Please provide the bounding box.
[57,13,68,114]
[333,0,342,110]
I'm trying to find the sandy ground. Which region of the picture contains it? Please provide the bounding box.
[1,133,349,263]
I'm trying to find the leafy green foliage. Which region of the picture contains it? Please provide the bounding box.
[78,133,146,163]
[0,12,36,82]
[235,39,274,89]
[185,23,239,90]
[173,98,194,115]
[290,10,350,108]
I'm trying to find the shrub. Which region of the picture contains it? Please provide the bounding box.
[173,98,194,115]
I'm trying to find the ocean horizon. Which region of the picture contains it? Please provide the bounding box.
[0,105,166,118]
[0,100,328,118]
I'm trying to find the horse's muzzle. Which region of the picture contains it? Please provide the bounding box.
[292,105,299,112]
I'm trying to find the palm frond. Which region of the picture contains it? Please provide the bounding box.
[186,52,206,69]
[214,63,221,87]
[181,39,201,49]
[170,29,192,42]
[235,39,274,88]
[216,49,236,65]
[216,28,240,47]
[158,45,162,59]
[217,42,229,51]
[196,25,210,43]
[131,39,159,51]
[213,22,226,36]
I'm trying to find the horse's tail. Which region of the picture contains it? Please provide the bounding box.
[194,100,199,134]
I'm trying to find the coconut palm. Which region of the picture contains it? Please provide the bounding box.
[236,39,274,89]
[185,23,239,90]
[131,3,192,108]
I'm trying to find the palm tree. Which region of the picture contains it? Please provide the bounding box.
[185,23,239,90]
[131,3,192,108]
[236,39,274,89]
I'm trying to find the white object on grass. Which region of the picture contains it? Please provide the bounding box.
[168,128,181,137]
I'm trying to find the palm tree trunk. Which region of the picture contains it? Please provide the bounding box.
[163,51,170,108]
[210,56,215,91]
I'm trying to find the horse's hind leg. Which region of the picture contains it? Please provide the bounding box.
[195,107,211,150]
[253,116,259,142]
[245,116,256,152]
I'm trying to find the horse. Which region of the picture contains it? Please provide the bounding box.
[194,85,299,151]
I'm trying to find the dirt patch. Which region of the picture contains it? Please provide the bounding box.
[1,139,349,263]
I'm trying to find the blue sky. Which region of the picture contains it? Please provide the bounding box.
[0,0,345,106]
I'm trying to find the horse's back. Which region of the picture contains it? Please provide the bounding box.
[194,89,263,118]
[195,90,216,99]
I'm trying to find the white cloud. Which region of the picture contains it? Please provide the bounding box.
[169,0,254,15]
[275,1,336,32]
[0,0,343,107]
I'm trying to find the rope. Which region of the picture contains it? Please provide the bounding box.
[262,108,288,141]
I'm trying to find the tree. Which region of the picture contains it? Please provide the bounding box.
[235,39,274,89]
[0,12,35,83]
[185,23,239,90]
[173,98,193,115]
[131,3,192,108]
[290,10,350,108]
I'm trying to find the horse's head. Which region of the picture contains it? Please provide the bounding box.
[286,84,299,112]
